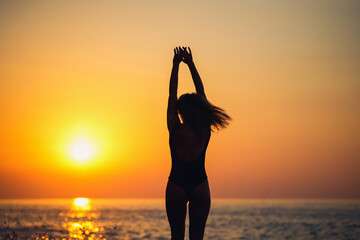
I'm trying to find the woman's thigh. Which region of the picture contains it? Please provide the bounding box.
[188,180,211,240]
[166,180,188,240]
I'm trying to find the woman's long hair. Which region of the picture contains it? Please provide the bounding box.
[177,93,231,135]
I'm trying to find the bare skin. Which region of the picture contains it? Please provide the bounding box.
[166,47,211,240]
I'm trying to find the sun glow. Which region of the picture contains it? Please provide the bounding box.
[70,139,95,162]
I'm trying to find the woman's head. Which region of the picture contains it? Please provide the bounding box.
[177,93,231,135]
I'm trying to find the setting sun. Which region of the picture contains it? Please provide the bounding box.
[70,139,95,162]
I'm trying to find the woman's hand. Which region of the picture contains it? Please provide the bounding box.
[173,47,182,65]
[180,47,193,65]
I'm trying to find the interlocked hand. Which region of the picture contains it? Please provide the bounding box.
[173,46,193,65]
[179,47,193,65]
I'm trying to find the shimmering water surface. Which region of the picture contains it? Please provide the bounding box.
[0,198,359,240]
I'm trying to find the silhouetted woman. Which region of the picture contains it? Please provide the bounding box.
[166,47,231,240]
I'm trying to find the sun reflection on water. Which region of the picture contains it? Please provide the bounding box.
[59,198,106,240]
[73,198,91,211]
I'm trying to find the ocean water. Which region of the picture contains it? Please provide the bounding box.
[0,198,359,240]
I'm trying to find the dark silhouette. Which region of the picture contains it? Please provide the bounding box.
[166,47,231,240]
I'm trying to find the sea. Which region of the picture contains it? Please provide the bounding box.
[0,198,359,240]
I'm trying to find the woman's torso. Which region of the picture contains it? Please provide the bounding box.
[168,124,211,194]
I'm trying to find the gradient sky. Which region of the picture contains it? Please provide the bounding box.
[0,0,359,198]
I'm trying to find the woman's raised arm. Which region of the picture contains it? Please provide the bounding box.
[167,47,182,132]
[181,47,206,98]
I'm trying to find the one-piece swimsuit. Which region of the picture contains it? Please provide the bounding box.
[168,124,211,195]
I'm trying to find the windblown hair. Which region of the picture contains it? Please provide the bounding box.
[177,93,231,135]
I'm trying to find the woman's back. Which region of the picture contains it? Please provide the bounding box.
[169,123,211,195]
[170,124,210,163]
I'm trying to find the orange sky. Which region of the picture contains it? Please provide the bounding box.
[0,0,359,198]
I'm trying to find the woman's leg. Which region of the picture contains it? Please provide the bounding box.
[166,180,188,240]
[188,180,211,240]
